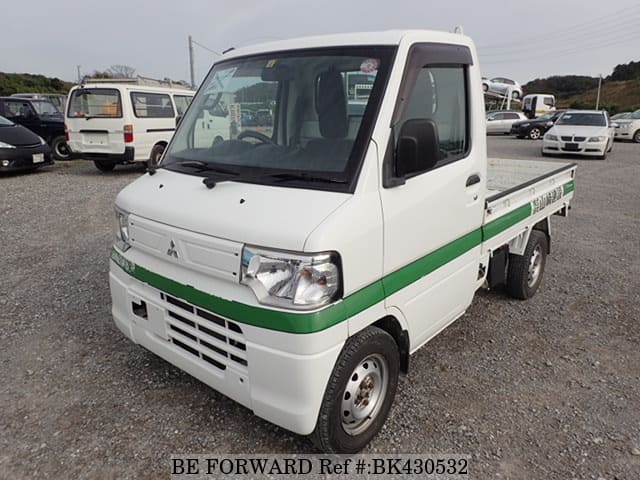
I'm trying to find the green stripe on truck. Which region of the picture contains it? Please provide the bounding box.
[111,181,575,334]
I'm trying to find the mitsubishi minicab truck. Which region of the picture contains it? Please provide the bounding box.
[109,30,577,453]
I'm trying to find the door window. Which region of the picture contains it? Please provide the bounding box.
[4,100,35,119]
[131,92,175,118]
[398,65,468,175]
[174,95,193,115]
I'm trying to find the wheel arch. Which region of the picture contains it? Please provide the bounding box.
[532,217,551,254]
[372,316,410,373]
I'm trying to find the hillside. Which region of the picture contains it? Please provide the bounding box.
[558,79,640,113]
[0,72,74,97]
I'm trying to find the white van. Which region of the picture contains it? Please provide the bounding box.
[522,93,556,118]
[65,84,194,171]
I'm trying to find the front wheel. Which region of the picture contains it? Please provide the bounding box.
[51,135,72,160]
[506,230,548,300]
[528,127,542,140]
[633,130,640,143]
[149,144,165,167]
[311,326,399,453]
[94,159,116,172]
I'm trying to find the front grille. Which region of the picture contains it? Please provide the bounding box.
[561,136,572,141]
[161,293,248,371]
[561,136,586,142]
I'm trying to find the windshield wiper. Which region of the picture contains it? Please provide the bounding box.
[265,171,349,184]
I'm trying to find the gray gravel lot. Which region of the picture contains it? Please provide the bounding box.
[1,138,639,479]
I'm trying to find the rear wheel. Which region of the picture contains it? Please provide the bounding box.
[311,326,399,453]
[633,130,640,143]
[51,135,72,161]
[506,230,548,300]
[528,127,542,140]
[148,144,165,167]
[94,159,116,172]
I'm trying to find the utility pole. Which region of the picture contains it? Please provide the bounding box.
[188,35,195,89]
[77,65,82,84]
[595,74,602,110]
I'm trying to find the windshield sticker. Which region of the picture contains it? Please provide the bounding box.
[360,58,379,73]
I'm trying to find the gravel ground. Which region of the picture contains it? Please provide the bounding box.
[1,138,639,479]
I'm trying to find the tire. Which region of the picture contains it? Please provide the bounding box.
[311,326,399,454]
[506,230,548,300]
[633,130,640,143]
[149,144,165,167]
[93,159,116,172]
[528,127,542,140]
[51,135,72,161]
[483,84,488,92]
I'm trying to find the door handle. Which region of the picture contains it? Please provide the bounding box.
[466,174,481,187]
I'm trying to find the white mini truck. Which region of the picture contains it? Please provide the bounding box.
[109,30,577,453]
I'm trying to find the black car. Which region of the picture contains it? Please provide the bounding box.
[510,110,566,140]
[0,97,71,160]
[0,115,53,172]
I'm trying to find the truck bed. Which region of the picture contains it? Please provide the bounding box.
[482,158,577,250]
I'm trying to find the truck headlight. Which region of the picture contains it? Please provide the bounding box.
[241,246,342,310]
[545,134,558,141]
[114,207,131,252]
[588,136,605,142]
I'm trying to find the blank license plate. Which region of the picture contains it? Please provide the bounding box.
[564,143,579,150]
[32,153,45,163]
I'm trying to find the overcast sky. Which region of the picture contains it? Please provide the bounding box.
[2,0,639,86]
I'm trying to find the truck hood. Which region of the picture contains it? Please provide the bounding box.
[115,169,351,251]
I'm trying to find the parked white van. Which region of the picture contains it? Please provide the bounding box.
[522,94,556,118]
[65,83,194,171]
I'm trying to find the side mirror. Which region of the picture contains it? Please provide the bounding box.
[395,119,440,179]
[611,122,619,128]
[487,117,494,122]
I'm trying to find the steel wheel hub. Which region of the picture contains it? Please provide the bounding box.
[341,354,388,436]
[527,245,543,287]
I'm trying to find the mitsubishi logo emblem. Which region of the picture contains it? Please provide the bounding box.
[166,240,179,259]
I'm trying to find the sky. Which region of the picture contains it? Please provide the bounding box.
[2,0,639,86]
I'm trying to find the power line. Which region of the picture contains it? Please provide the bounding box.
[481,30,640,65]
[477,4,640,51]
[480,16,640,56]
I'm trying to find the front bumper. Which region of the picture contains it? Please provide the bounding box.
[542,139,607,156]
[614,128,632,139]
[0,145,53,172]
[109,258,346,435]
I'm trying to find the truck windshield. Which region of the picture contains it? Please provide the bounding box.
[30,100,60,116]
[164,46,395,192]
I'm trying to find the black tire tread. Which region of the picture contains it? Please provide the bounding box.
[310,326,399,454]
[506,230,548,300]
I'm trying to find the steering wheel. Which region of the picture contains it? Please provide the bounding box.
[237,130,273,144]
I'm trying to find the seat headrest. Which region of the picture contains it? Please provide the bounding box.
[317,69,348,139]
